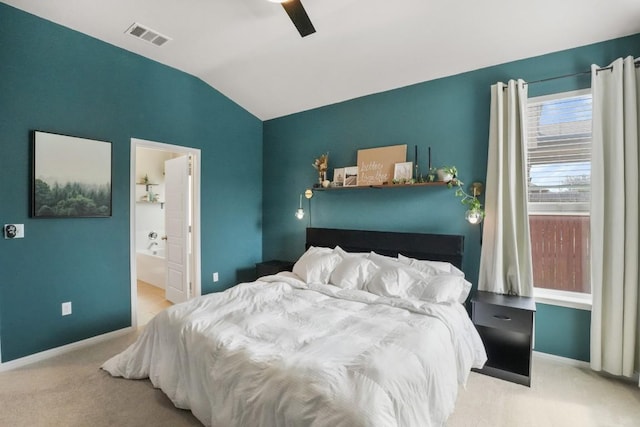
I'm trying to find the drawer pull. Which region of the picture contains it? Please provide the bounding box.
[493,314,512,321]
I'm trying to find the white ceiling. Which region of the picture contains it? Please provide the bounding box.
[4,0,640,120]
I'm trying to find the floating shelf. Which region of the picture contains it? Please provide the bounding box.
[314,181,448,191]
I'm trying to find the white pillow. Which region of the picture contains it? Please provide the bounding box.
[398,258,440,279]
[398,254,465,277]
[304,245,333,255]
[365,265,427,300]
[368,251,400,268]
[330,257,379,290]
[420,274,466,304]
[459,279,472,303]
[293,246,341,284]
[333,245,369,259]
[397,254,471,303]
[365,264,466,304]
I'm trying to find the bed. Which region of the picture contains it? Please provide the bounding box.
[103,228,487,426]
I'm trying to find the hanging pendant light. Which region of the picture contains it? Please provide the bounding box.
[465,209,483,224]
[295,194,305,219]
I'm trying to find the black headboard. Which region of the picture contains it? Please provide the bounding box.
[306,227,464,268]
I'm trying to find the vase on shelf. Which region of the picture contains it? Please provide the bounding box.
[318,170,326,184]
[437,168,454,182]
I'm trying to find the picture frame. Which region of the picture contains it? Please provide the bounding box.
[343,166,358,187]
[32,130,112,218]
[333,168,345,186]
[393,162,413,181]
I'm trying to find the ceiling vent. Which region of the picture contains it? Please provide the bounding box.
[125,23,171,47]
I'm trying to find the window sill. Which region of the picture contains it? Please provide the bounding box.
[534,288,592,311]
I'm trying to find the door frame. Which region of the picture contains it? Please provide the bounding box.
[130,138,201,327]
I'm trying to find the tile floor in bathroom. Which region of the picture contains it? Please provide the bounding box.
[137,280,172,325]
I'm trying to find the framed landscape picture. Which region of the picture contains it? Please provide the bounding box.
[343,166,358,187]
[32,130,112,218]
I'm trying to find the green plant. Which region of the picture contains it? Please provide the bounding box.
[392,178,415,185]
[441,165,457,179]
[446,166,485,219]
[455,187,484,215]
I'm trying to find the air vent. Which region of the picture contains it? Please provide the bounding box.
[125,23,171,47]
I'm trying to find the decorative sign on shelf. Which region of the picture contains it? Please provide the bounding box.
[356,144,407,186]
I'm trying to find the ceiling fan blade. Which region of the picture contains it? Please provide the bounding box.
[281,0,316,37]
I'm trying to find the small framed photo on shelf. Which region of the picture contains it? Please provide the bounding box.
[343,166,358,187]
[393,162,413,181]
[333,168,345,186]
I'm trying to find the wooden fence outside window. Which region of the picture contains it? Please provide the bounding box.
[529,215,590,294]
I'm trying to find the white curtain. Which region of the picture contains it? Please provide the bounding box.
[479,79,534,297]
[590,56,640,383]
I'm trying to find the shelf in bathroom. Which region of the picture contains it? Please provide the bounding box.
[136,200,164,208]
[137,182,159,191]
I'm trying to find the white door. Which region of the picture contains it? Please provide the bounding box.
[164,155,190,304]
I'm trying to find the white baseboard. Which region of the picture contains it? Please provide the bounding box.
[0,326,134,373]
[533,351,590,368]
[534,351,639,384]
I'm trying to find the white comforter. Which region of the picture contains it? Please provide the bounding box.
[103,273,486,427]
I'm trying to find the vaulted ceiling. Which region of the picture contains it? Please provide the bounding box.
[5,0,640,120]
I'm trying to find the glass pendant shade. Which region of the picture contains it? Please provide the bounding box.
[295,194,305,219]
[465,209,483,224]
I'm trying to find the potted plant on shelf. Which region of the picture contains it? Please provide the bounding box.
[437,165,457,183]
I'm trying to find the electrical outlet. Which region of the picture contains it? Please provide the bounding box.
[61,302,72,316]
[4,224,24,239]
[213,272,219,282]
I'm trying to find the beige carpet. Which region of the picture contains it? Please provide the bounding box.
[1,330,638,427]
[448,355,640,427]
[0,332,201,427]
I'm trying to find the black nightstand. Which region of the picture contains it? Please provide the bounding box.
[255,260,295,278]
[471,291,536,387]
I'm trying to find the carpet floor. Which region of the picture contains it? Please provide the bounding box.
[1,330,638,427]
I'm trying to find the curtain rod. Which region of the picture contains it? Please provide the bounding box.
[524,69,592,86]
[503,58,639,88]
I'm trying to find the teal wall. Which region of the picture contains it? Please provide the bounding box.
[535,304,591,361]
[263,33,640,361]
[0,4,263,361]
[2,2,638,364]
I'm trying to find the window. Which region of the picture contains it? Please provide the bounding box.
[526,90,591,306]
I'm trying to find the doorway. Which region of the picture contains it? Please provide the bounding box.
[130,138,201,327]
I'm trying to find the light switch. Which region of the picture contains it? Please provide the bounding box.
[62,302,72,316]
